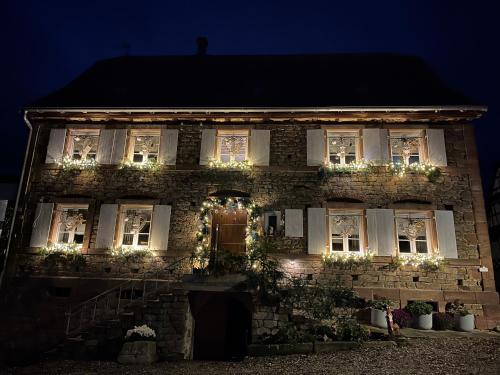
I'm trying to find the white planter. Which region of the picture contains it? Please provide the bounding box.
[414,314,432,330]
[457,314,475,332]
[371,308,387,328]
[118,341,158,364]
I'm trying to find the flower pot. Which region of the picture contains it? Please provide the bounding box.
[414,314,432,330]
[457,314,474,332]
[371,308,387,328]
[118,340,158,364]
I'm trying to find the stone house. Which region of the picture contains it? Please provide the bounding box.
[1,54,499,361]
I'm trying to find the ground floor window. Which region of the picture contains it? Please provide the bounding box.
[118,205,153,248]
[395,211,433,255]
[329,210,363,253]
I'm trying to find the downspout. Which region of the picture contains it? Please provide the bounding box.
[0,110,38,289]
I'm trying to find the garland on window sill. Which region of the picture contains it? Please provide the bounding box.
[192,196,262,270]
[111,246,154,263]
[322,251,374,270]
[388,253,445,272]
[40,243,86,269]
[207,159,253,171]
[119,160,162,172]
[318,161,372,180]
[57,156,97,171]
[388,162,441,182]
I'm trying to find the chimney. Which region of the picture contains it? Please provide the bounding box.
[196,37,208,56]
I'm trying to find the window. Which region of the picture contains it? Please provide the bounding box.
[65,130,99,160]
[216,129,249,163]
[119,206,153,248]
[329,210,363,253]
[389,130,425,165]
[327,131,359,165]
[52,205,88,245]
[127,130,160,163]
[395,211,432,255]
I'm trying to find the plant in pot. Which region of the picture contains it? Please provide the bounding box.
[368,298,393,328]
[406,301,433,330]
[447,300,474,332]
[118,324,158,364]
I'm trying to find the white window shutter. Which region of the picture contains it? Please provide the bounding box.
[159,129,179,165]
[308,208,326,255]
[366,209,396,256]
[363,129,389,164]
[150,205,172,251]
[30,203,54,247]
[45,129,67,163]
[435,210,458,258]
[96,129,114,164]
[285,209,303,237]
[427,129,447,166]
[199,129,216,165]
[110,129,127,164]
[307,129,325,166]
[249,129,270,166]
[95,204,118,249]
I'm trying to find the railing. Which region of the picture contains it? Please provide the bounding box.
[64,255,191,336]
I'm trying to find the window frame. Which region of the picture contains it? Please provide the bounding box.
[389,129,427,165]
[64,129,100,161]
[328,209,365,254]
[326,130,361,165]
[215,129,249,163]
[116,204,154,249]
[394,210,434,256]
[126,129,161,164]
[49,203,89,247]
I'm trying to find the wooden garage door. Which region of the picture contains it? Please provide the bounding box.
[211,210,247,254]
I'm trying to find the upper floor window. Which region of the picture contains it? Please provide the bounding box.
[52,204,88,245]
[395,211,432,254]
[327,131,359,165]
[329,210,363,253]
[118,205,153,248]
[65,130,99,161]
[389,130,425,165]
[216,129,249,163]
[126,130,160,164]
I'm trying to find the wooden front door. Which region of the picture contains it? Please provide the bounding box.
[211,210,247,254]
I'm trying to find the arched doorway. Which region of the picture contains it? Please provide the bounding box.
[189,291,252,361]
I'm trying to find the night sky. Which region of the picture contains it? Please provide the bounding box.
[2,0,499,197]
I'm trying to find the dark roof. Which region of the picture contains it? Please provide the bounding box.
[30,54,473,108]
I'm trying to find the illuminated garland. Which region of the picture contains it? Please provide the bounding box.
[111,246,154,262]
[322,251,374,269]
[119,160,162,171]
[57,156,97,171]
[193,197,262,268]
[390,253,445,271]
[388,162,441,182]
[207,159,252,171]
[40,242,86,268]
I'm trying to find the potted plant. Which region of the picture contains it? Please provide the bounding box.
[406,301,433,330]
[118,324,158,364]
[447,300,474,332]
[368,298,392,328]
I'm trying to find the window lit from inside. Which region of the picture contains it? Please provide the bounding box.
[217,130,248,163]
[120,207,153,248]
[396,212,431,255]
[390,131,423,165]
[67,130,99,161]
[54,205,88,245]
[328,132,358,165]
[129,132,160,163]
[329,211,362,252]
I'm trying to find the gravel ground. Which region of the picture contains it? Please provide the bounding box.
[2,337,500,375]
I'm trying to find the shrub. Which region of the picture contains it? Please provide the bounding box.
[446,300,471,317]
[368,298,393,311]
[392,308,413,328]
[260,324,314,344]
[305,324,336,342]
[125,325,156,341]
[432,313,455,330]
[406,301,433,316]
[335,319,369,342]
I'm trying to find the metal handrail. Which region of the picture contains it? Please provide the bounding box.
[64,255,191,336]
